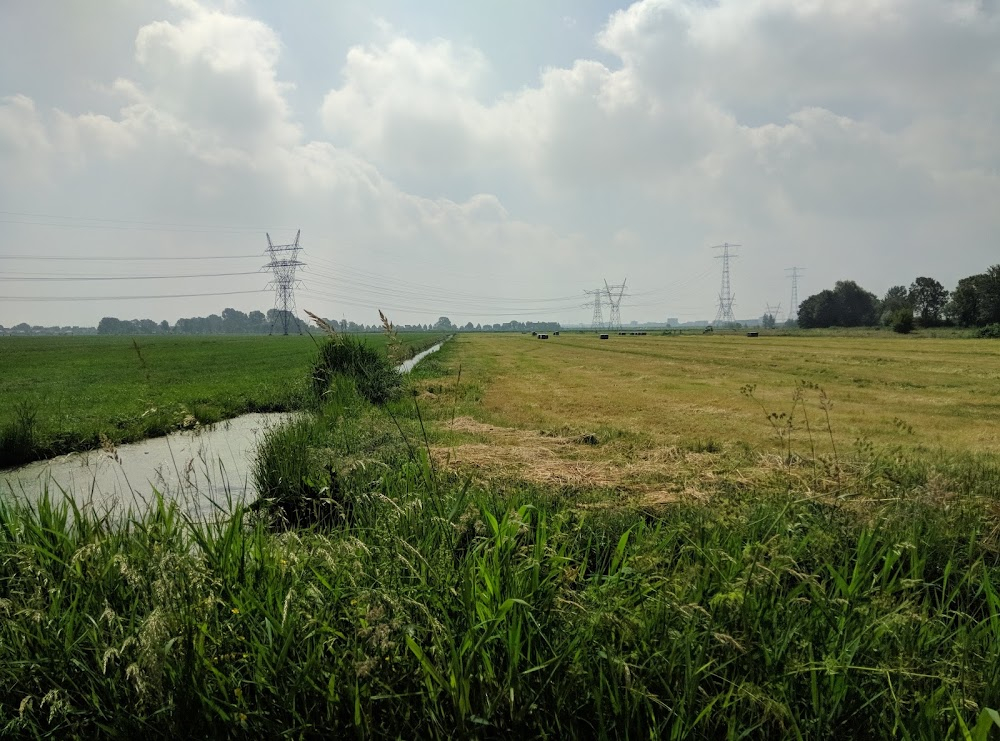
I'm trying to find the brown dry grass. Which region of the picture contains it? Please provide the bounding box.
[433,417,743,504]
[416,332,1000,503]
[423,332,1000,453]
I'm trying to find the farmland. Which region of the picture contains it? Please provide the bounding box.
[421,331,1000,452]
[0,332,443,467]
[2,331,1000,738]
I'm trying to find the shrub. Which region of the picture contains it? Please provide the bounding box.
[977,323,1000,339]
[311,335,401,405]
[891,309,914,334]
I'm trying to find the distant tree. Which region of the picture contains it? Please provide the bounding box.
[159,320,170,333]
[98,317,123,335]
[435,316,456,331]
[948,266,1000,327]
[946,276,982,327]
[798,280,879,328]
[761,313,776,330]
[908,277,949,326]
[222,307,249,333]
[979,265,1000,325]
[463,321,475,331]
[880,285,911,324]
[797,290,838,329]
[834,280,879,326]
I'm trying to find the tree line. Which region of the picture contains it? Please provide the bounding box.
[797,265,1000,332]
[95,310,562,335]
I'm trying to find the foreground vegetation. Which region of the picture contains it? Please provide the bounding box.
[3,333,1000,737]
[0,333,443,468]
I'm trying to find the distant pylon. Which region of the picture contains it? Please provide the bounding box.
[765,302,783,324]
[583,288,604,329]
[263,230,304,335]
[712,243,740,325]
[786,267,804,321]
[604,279,627,331]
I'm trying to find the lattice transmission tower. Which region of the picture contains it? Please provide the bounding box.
[604,279,628,331]
[263,230,304,335]
[786,267,804,322]
[711,243,740,325]
[583,288,604,330]
[765,302,783,324]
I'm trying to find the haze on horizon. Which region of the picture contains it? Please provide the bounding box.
[1,0,998,329]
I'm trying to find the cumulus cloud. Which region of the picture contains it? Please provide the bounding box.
[1,0,998,326]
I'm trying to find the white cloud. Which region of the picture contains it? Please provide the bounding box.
[0,95,54,182]
[1,0,999,326]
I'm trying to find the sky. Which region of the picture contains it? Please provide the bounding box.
[1,0,998,328]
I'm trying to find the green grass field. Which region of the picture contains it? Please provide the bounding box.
[2,331,1000,737]
[0,333,442,467]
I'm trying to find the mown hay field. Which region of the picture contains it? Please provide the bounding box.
[408,332,1000,502]
[420,331,1000,454]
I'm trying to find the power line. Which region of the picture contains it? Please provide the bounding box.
[0,290,267,302]
[0,271,262,282]
[0,254,259,261]
[299,289,581,318]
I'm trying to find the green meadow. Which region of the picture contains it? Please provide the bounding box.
[0,333,442,467]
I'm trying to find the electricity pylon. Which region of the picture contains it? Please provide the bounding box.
[583,289,604,329]
[604,279,627,331]
[712,243,739,325]
[263,230,304,335]
[786,267,804,321]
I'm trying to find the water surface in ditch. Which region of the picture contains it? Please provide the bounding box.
[1,340,448,515]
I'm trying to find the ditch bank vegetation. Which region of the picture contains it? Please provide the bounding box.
[0,333,445,469]
[1,335,1000,738]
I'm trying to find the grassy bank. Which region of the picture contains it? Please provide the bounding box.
[3,333,1000,737]
[0,333,443,468]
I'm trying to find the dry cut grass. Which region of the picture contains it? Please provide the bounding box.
[417,331,1000,500]
[426,332,1000,452]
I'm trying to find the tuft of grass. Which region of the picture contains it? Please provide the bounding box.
[0,399,41,467]
[311,334,402,406]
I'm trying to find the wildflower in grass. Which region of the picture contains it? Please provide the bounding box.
[231,607,239,615]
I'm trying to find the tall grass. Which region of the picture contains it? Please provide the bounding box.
[0,399,41,468]
[311,335,402,406]
[3,448,1000,736]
